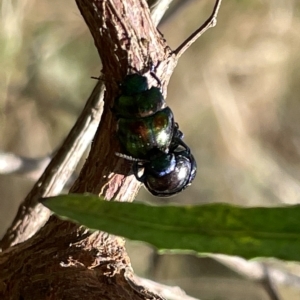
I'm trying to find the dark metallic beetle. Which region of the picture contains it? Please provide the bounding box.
[114,73,196,197]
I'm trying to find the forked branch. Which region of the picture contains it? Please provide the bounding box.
[174,0,222,58]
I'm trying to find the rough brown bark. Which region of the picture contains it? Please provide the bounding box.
[0,0,176,299]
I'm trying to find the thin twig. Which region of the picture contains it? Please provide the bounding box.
[173,0,222,58]
[0,82,104,250]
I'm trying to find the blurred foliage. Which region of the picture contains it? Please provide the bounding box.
[1,0,300,299]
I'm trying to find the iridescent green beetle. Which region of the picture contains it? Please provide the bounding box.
[114,73,196,197]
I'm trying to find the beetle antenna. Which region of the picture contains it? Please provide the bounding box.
[115,152,149,163]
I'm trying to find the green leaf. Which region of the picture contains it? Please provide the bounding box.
[42,194,300,261]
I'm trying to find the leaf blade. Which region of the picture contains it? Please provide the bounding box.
[42,194,300,261]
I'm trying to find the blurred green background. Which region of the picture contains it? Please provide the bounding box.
[1,0,300,299]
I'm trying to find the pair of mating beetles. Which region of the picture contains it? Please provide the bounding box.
[114,72,197,197]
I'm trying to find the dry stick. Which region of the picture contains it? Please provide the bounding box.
[0,82,104,250]
[173,0,222,58]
